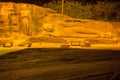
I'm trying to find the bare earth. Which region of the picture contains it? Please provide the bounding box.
[0,48,120,80]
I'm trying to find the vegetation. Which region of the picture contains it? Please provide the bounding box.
[0,0,119,21]
[43,0,120,21]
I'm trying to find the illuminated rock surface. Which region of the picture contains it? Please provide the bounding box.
[0,2,115,37]
[0,2,120,80]
[0,2,119,51]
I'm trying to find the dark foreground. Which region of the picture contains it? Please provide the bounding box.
[0,48,120,80]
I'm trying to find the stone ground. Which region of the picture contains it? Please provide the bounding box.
[0,48,120,80]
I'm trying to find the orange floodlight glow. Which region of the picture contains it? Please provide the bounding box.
[0,2,119,55]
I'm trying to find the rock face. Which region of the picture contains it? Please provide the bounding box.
[0,2,114,38]
[0,2,56,37]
